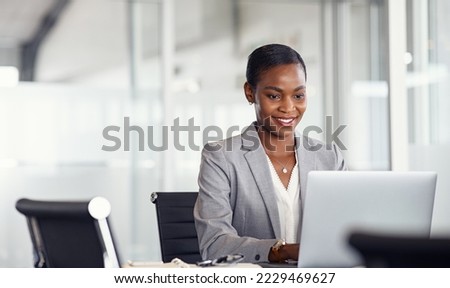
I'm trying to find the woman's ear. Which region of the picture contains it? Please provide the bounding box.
[244,82,254,104]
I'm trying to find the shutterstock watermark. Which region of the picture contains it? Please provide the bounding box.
[101,116,347,152]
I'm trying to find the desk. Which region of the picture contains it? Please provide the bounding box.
[124,260,260,268]
[257,262,298,268]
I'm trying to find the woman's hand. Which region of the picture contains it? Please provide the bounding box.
[268,243,299,263]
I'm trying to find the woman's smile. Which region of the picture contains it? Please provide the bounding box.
[273,117,297,127]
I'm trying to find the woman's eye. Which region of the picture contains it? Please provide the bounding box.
[268,94,280,100]
[294,94,305,100]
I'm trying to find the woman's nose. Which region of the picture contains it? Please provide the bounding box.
[278,97,295,113]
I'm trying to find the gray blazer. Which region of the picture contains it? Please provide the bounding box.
[194,123,346,263]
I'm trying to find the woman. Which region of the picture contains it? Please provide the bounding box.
[194,44,346,263]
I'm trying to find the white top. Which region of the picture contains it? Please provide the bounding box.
[265,153,300,243]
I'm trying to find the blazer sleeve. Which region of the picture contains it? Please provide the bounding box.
[194,144,276,263]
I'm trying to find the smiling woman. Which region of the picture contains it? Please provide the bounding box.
[193,43,347,264]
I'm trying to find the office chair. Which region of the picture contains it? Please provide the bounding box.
[151,192,202,263]
[348,231,450,268]
[15,197,122,268]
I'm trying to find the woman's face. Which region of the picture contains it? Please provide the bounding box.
[245,63,307,138]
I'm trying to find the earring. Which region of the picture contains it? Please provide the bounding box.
[248,101,253,105]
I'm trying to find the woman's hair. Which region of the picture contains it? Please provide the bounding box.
[246,43,307,88]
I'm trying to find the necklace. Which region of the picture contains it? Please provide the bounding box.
[267,153,294,174]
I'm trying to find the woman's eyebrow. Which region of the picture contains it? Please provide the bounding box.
[294,85,306,91]
[263,86,283,92]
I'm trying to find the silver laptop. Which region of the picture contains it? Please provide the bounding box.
[297,171,437,268]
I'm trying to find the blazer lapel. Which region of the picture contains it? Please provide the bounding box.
[241,125,281,238]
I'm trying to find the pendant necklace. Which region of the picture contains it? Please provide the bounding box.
[267,154,294,174]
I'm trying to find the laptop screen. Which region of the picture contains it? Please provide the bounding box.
[297,171,437,268]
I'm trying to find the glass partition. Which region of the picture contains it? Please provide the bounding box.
[406,0,450,235]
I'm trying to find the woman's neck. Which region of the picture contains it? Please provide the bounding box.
[257,127,296,156]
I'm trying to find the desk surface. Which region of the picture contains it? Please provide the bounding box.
[124,260,261,268]
[257,261,298,268]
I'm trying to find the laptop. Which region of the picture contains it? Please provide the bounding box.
[297,171,437,268]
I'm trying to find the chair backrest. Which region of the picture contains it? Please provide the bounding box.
[348,231,450,268]
[15,197,122,268]
[151,192,201,263]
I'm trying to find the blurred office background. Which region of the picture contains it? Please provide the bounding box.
[0,0,449,267]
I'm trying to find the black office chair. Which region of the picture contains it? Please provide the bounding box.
[348,231,450,268]
[151,192,202,263]
[15,197,122,268]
